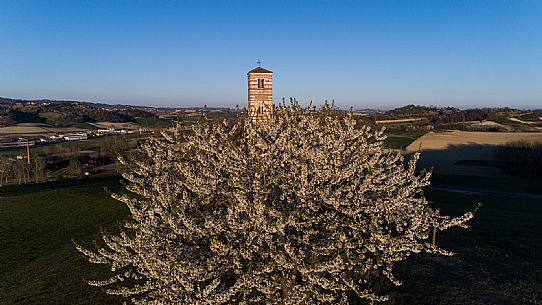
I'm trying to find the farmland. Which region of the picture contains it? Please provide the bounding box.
[0,105,234,186]
[0,123,89,136]
[405,131,542,176]
[407,131,542,150]
[88,122,140,130]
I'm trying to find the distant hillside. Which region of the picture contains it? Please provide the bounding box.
[2,97,540,131]
[0,97,157,127]
[375,104,542,132]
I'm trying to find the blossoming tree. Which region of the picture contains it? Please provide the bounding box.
[77,103,477,304]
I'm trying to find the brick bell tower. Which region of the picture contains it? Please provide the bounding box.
[247,62,273,120]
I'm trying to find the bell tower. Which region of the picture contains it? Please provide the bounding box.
[247,63,273,120]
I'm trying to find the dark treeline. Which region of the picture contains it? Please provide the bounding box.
[382,105,505,124]
[497,141,542,179]
[0,156,46,185]
[431,108,497,124]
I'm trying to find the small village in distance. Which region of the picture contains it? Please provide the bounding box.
[0,98,238,183]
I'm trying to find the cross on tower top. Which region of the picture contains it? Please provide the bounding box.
[257,59,262,67]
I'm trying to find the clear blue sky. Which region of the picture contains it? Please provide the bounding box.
[1,0,541,109]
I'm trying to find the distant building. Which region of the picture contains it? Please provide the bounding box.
[63,133,88,141]
[247,65,273,120]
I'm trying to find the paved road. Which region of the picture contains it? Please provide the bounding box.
[429,184,542,199]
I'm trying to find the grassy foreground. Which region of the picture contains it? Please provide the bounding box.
[396,176,542,305]
[1,175,541,304]
[0,177,127,305]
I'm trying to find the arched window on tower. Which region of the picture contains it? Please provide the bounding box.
[257,79,261,88]
[261,79,265,88]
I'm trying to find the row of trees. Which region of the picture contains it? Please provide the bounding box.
[0,156,46,185]
[430,108,498,125]
[497,140,542,179]
[0,135,142,186]
[0,154,103,185]
[377,105,500,124]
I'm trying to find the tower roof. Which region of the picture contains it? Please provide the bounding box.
[248,67,273,74]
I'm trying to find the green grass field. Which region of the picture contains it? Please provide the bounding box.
[135,117,174,128]
[0,177,128,305]
[383,131,426,149]
[1,175,541,304]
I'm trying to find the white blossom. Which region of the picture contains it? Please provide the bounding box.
[76,102,478,304]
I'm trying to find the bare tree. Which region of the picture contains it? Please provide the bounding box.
[32,154,46,183]
[0,159,10,185]
[13,160,25,185]
[68,157,82,177]
[77,103,477,304]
